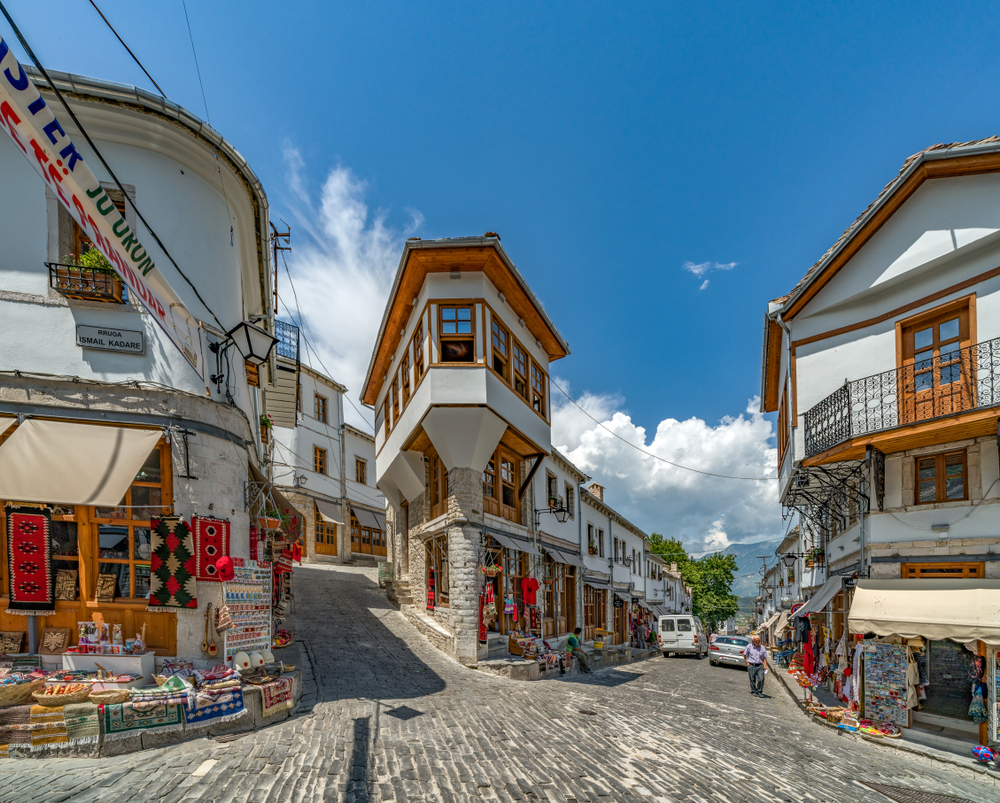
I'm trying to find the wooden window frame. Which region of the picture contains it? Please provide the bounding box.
[383,395,390,438]
[412,319,426,387]
[401,350,411,408]
[901,561,983,579]
[777,385,789,464]
[314,504,337,548]
[314,445,328,476]
[314,393,328,424]
[530,360,548,421]
[914,450,967,505]
[546,472,558,509]
[355,458,367,486]
[428,452,449,520]
[437,303,476,364]
[490,317,511,381]
[391,374,400,425]
[512,339,530,401]
[597,528,604,558]
[565,483,575,519]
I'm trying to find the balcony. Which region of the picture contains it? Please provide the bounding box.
[47,262,125,304]
[803,337,1000,458]
[274,319,299,362]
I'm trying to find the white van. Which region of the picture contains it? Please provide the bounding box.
[658,614,708,658]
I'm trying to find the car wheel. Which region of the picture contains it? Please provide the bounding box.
[662,651,670,658]
[696,651,705,660]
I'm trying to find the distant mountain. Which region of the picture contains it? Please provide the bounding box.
[694,538,781,598]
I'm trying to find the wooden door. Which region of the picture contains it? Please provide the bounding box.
[314,512,337,557]
[372,526,387,558]
[614,602,626,645]
[901,307,972,424]
[564,567,576,634]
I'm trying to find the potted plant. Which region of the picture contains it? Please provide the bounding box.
[259,508,283,531]
[56,250,125,303]
[811,547,825,566]
[588,541,598,555]
[259,413,273,444]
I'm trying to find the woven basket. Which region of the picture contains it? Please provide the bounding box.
[88,689,130,705]
[33,687,91,706]
[0,678,45,706]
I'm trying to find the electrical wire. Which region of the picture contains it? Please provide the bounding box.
[548,376,779,482]
[86,0,166,96]
[0,3,225,331]
[887,478,1000,531]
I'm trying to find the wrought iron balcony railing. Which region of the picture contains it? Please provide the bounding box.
[803,336,1000,457]
[274,319,299,361]
[47,261,126,304]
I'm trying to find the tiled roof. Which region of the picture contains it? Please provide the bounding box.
[771,136,1000,308]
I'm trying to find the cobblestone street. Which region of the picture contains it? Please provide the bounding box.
[2,564,998,803]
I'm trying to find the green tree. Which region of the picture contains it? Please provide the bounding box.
[692,552,739,633]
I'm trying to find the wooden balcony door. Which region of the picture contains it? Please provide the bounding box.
[901,303,973,424]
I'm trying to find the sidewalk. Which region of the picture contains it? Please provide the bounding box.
[768,656,992,777]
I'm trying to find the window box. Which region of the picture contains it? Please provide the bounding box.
[48,262,125,304]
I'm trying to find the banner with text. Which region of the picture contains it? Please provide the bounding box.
[0,38,206,379]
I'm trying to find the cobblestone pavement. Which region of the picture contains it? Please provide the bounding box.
[3,564,999,803]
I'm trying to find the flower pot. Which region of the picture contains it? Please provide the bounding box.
[260,424,269,444]
[259,516,282,530]
[805,558,815,569]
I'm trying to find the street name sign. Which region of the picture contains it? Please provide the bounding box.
[76,324,144,354]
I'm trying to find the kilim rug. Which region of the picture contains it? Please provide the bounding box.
[5,507,54,615]
[147,516,198,611]
[0,704,31,747]
[29,704,68,750]
[260,676,294,717]
[101,700,184,740]
[185,686,248,729]
[192,515,230,582]
[63,702,100,746]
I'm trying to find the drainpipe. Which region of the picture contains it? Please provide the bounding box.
[338,390,347,562]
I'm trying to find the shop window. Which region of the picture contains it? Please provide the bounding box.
[915,450,966,504]
[512,342,529,400]
[401,350,411,407]
[439,305,475,363]
[429,453,448,520]
[491,318,510,380]
[356,458,367,486]
[314,446,327,476]
[314,505,336,547]
[426,535,449,608]
[531,361,547,417]
[314,393,328,424]
[412,320,425,384]
[350,516,361,549]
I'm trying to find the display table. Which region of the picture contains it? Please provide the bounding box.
[61,652,156,686]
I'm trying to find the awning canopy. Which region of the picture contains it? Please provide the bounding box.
[314,499,344,525]
[615,591,631,603]
[849,579,1000,646]
[352,506,380,530]
[755,611,780,633]
[773,611,790,635]
[542,545,584,568]
[488,532,541,555]
[651,605,668,618]
[0,417,15,439]
[793,577,845,620]
[373,511,386,532]
[249,463,303,522]
[0,419,162,507]
[636,599,653,611]
[584,578,610,590]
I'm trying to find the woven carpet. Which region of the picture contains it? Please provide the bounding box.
[260,676,294,717]
[5,507,54,615]
[0,703,31,747]
[29,704,68,750]
[147,516,198,611]
[192,515,230,582]
[101,700,184,740]
[185,686,248,729]
[63,702,100,745]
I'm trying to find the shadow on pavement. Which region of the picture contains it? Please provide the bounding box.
[562,669,645,688]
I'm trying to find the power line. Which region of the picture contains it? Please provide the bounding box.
[180,0,211,125]
[0,3,225,332]
[86,0,166,96]
[548,376,779,482]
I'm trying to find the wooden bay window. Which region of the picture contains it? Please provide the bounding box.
[439,305,475,363]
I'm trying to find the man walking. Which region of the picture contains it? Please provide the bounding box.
[743,633,768,697]
[567,628,593,674]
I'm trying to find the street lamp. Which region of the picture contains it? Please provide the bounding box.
[534,504,570,527]
[781,552,801,569]
[226,321,279,366]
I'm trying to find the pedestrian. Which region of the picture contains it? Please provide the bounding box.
[566,627,593,674]
[709,631,718,645]
[743,633,768,697]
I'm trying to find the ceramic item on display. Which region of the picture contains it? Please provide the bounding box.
[260,649,275,663]
[249,652,265,668]
[232,651,251,671]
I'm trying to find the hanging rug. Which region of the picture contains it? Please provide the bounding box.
[5,506,55,615]
[147,516,198,611]
[101,700,184,740]
[260,676,294,717]
[192,516,231,582]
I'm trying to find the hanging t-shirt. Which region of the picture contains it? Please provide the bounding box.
[521,576,540,606]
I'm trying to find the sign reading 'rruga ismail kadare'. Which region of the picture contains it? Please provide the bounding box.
[0,37,206,380]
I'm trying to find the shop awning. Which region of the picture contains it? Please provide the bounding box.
[542,545,584,567]
[352,506,380,530]
[0,419,162,507]
[315,499,344,525]
[488,532,541,555]
[773,611,789,635]
[584,578,610,590]
[248,463,304,522]
[793,576,845,620]
[636,599,653,611]
[849,579,1000,646]
[755,611,780,633]
[0,417,15,438]
[615,592,631,604]
[651,605,668,618]
[373,511,386,532]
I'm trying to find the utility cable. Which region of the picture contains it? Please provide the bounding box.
[86,0,166,96]
[549,376,779,481]
[0,3,225,331]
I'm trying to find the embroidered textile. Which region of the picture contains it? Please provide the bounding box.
[260,676,294,717]
[29,704,68,749]
[193,516,231,582]
[5,507,55,615]
[63,702,100,745]
[0,704,32,747]
[185,686,248,729]
[101,700,184,740]
[147,516,198,611]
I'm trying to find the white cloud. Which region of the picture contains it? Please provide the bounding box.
[683,260,737,290]
[551,382,780,554]
[276,148,422,430]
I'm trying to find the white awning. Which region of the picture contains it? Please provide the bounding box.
[755,611,780,633]
[0,417,15,439]
[849,579,1000,646]
[792,577,845,620]
[314,499,344,525]
[773,611,790,635]
[0,419,161,507]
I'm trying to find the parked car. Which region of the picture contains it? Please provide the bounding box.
[658,614,708,658]
[709,636,750,668]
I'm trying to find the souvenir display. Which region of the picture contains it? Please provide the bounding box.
[102,699,185,740]
[223,559,272,663]
[5,506,55,615]
[54,569,78,601]
[96,573,118,602]
[260,675,294,717]
[192,516,231,582]
[38,628,71,655]
[147,516,198,611]
[862,642,909,726]
[29,704,69,749]
[63,702,100,746]
[0,631,24,653]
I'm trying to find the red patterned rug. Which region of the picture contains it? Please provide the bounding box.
[260,676,294,717]
[192,515,230,582]
[5,506,54,615]
[147,516,198,611]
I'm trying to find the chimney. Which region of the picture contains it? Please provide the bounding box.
[588,482,604,502]
[670,562,678,573]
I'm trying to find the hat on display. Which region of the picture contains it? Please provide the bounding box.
[249,651,265,668]
[260,649,275,663]
[232,651,251,671]
[216,556,235,582]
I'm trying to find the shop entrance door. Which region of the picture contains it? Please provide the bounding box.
[917,640,977,728]
[314,521,337,557]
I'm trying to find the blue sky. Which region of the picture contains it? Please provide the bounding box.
[6,1,998,549]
